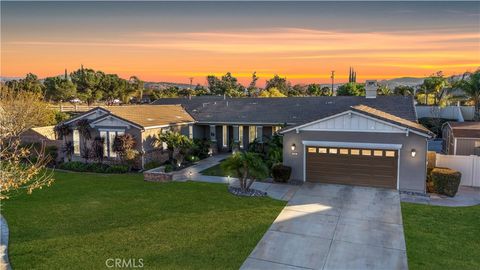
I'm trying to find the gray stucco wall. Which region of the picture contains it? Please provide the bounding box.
[282,130,428,193]
[456,138,480,155]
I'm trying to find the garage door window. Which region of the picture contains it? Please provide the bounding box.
[308,147,317,153]
[362,149,372,156]
[350,149,360,155]
[318,148,327,153]
[339,149,349,155]
[385,151,396,157]
[329,148,338,154]
[373,150,383,156]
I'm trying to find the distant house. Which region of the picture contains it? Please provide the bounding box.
[20,126,58,143]
[57,105,194,168]
[442,121,480,156]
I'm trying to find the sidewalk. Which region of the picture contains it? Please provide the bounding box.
[0,215,11,270]
[172,154,299,201]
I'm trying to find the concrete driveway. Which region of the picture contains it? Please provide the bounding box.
[241,183,408,270]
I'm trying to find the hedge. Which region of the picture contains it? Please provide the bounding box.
[58,161,129,174]
[430,167,462,197]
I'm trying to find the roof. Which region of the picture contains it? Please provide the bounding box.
[101,105,194,128]
[351,105,432,135]
[152,96,418,126]
[446,121,480,138]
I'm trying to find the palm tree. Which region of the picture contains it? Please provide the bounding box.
[454,70,480,120]
[221,152,269,192]
[155,130,193,165]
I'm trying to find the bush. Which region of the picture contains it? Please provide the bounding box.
[272,164,292,183]
[144,161,162,170]
[58,162,129,174]
[164,164,173,173]
[431,167,462,197]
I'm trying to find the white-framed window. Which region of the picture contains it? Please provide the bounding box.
[100,130,125,158]
[238,126,244,148]
[73,129,80,155]
[249,126,256,143]
[273,126,281,134]
[222,125,228,147]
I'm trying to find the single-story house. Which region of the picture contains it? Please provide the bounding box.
[153,81,433,193]
[57,105,195,168]
[442,121,480,155]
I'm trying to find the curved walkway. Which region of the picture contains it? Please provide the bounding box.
[1,215,12,270]
[401,186,480,207]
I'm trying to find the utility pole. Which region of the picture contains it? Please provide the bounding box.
[330,70,335,94]
[189,77,194,89]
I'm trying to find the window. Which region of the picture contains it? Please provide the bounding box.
[100,130,125,158]
[318,148,327,153]
[362,149,372,156]
[188,125,193,139]
[109,132,117,157]
[329,148,338,154]
[100,131,108,157]
[73,129,80,155]
[339,149,349,155]
[351,149,360,155]
[475,141,480,147]
[385,151,395,157]
[373,150,383,157]
[238,126,244,148]
[308,147,317,153]
[249,126,256,143]
[222,125,228,147]
[273,126,281,134]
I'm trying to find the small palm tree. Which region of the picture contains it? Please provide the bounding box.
[155,130,193,165]
[454,70,480,120]
[221,152,269,192]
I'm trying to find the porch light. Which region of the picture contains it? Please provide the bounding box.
[411,149,416,157]
[291,143,296,151]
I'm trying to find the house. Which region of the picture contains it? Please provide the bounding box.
[442,121,480,155]
[153,81,433,193]
[57,105,195,168]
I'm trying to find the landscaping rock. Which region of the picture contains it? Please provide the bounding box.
[228,186,267,197]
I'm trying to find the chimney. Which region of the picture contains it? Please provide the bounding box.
[365,80,377,99]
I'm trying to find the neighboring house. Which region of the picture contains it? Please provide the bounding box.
[57,105,195,168]
[153,82,433,193]
[19,125,63,162]
[442,121,480,156]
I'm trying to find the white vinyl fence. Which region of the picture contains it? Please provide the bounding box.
[435,154,480,187]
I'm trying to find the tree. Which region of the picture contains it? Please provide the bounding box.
[393,85,414,96]
[247,72,259,96]
[336,82,365,96]
[258,87,286,97]
[221,152,269,192]
[377,85,392,95]
[194,84,209,96]
[129,76,144,102]
[6,73,44,95]
[207,72,244,96]
[454,69,480,120]
[112,134,137,168]
[265,75,291,95]
[290,84,307,96]
[70,66,103,105]
[0,88,54,199]
[155,130,193,166]
[44,76,77,102]
[421,72,449,105]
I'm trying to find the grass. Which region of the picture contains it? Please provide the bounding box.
[401,203,480,270]
[2,171,285,270]
[200,161,237,177]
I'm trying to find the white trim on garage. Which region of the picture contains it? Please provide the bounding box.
[302,140,402,190]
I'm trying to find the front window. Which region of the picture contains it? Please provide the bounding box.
[249,126,256,143]
[100,130,125,158]
[73,129,80,155]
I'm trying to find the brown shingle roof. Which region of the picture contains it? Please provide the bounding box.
[101,105,194,128]
[351,105,432,136]
[448,121,480,138]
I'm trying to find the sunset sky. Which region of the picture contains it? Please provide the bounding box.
[1,1,479,85]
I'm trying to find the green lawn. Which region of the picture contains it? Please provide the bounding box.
[200,161,237,177]
[402,203,480,270]
[2,172,285,270]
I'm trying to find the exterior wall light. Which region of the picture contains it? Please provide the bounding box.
[291,143,296,151]
[411,149,416,157]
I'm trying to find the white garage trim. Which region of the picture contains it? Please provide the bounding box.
[302,140,402,150]
[302,140,402,190]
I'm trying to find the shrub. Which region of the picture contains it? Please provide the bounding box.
[58,162,129,174]
[272,164,292,183]
[164,164,173,173]
[431,167,462,197]
[144,161,162,170]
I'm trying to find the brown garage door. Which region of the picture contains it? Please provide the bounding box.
[306,146,398,189]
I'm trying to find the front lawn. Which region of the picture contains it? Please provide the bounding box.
[200,161,236,177]
[402,203,480,270]
[2,172,285,269]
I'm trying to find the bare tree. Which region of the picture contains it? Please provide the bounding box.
[0,87,54,199]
